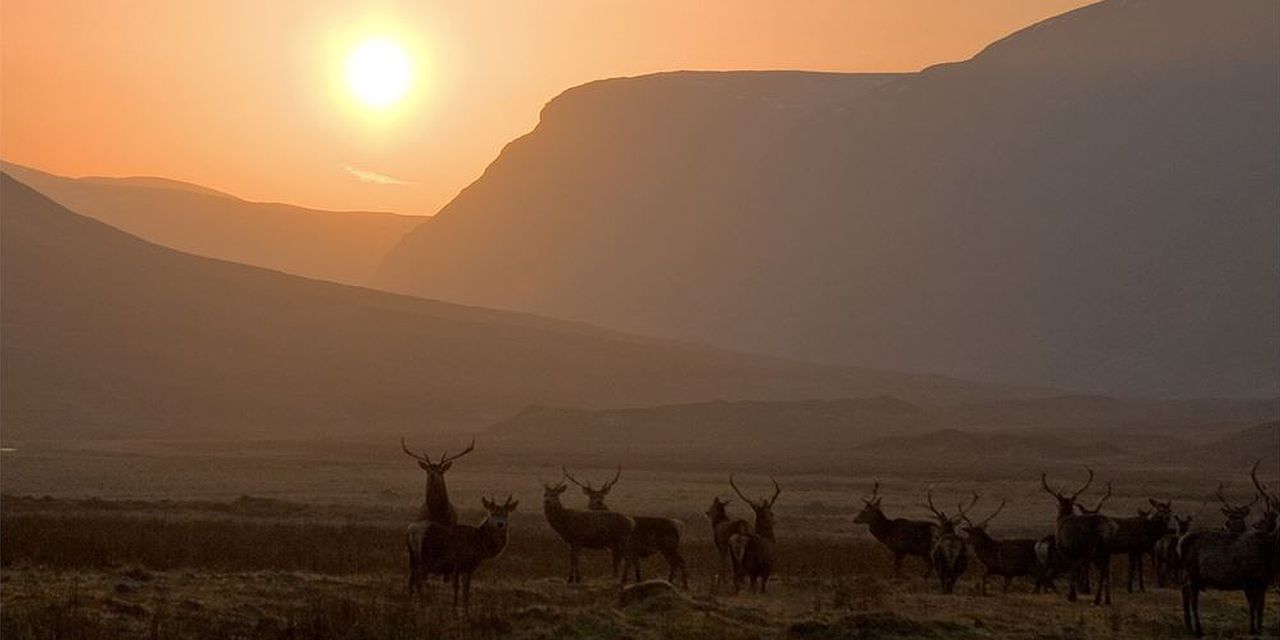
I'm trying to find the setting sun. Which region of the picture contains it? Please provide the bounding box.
[346,38,412,109]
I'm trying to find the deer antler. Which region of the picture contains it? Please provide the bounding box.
[1250,459,1276,508]
[1215,482,1259,512]
[956,491,980,524]
[561,466,593,490]
[538,473,566,490]
[980,498,1007,528]
[864,480,882,504]
[400,437,431,463]
[729,473,758,507]
[1041,473,1064,499]
[1070,467,1095,501]
[768,477,781,506]
[924,486,948,521]
[1089,482,1113,513]
[600,466,622,493]
[439,438,476,466]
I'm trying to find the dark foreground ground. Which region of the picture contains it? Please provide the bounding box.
[2,495,1275,640]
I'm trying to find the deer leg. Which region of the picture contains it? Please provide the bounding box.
[569,547,580,584]
[1190,585,1203,637]
[1095,555,1111,606]
[462,572,472,612]
[1003,575,1012,594]
[891,553,903,579]
[1181,583,1193,632]
[451,572,460,608]
[610,548,621,579]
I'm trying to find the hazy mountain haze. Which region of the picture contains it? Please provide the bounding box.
[377,0,1280,398]
[0,173,1016,440]
[2,162,423,287]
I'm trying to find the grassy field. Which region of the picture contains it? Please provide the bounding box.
[1,441,1276,639]
[3,500,1272,640]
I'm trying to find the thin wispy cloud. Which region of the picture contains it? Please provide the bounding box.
[343,164,412,185]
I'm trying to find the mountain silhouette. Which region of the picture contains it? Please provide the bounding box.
[1,173,1009,439]
[376,1,1279,398]
[2,162,422,287]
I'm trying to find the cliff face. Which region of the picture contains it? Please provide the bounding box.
[378,2,1279,398]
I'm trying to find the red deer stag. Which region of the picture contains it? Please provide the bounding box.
[959,495,1048,594]
[1178,468,1278,638]
[563,466,688,588]
[853,481,940,579]
[1042,468,1118,605]
[727,474,780,594]
[923,488,971,595]
[415,495,517,609]
[541,475,638,584]
[1104,496,1172,593]
[403,437,475,594]
[706,496,751,589]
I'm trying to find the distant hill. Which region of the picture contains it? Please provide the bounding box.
[1164,421,1280,469]
[377,1,1279,398]
[484,393,1275,464]
[486,396,928,447]
[0,173,1009,439]
[2,162,423,287]
[859,429,1125,461]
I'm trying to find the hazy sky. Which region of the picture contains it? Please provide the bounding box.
[2,1,1090,215]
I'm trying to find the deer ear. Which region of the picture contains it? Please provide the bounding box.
[441,461,453,472]
[417,461,429,471]
[508,500,519,511]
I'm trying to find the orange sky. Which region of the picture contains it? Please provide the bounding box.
[2,1,1091,215]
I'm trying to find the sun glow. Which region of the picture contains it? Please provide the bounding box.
[345,38,412,110]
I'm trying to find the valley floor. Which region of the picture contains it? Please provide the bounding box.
[2,498,1276,639]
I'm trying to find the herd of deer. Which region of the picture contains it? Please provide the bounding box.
[400,438,1277,636]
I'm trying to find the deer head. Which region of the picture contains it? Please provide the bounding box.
[924,487,974,533]
[706,496,732,522]
[562,466,620,511]
[1042,467,1095,518]
[540,475,569,507]
[401,436,475,481]
[853,481,885,525]
[480,494,519,531]
[1215,481,1259,532]
[729,473,780,534]
[1173,514,1193,535]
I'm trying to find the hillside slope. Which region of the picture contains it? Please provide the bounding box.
[2,162,423,286]
[0,173,1004,439]
[377,1,1279,397]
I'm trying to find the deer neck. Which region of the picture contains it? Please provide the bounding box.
[544,497,570,532]
[865,509,893,541]
[968,529,995,552]
[478,520,510,559]
[754,513,776,541]
[424,475,451,519]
